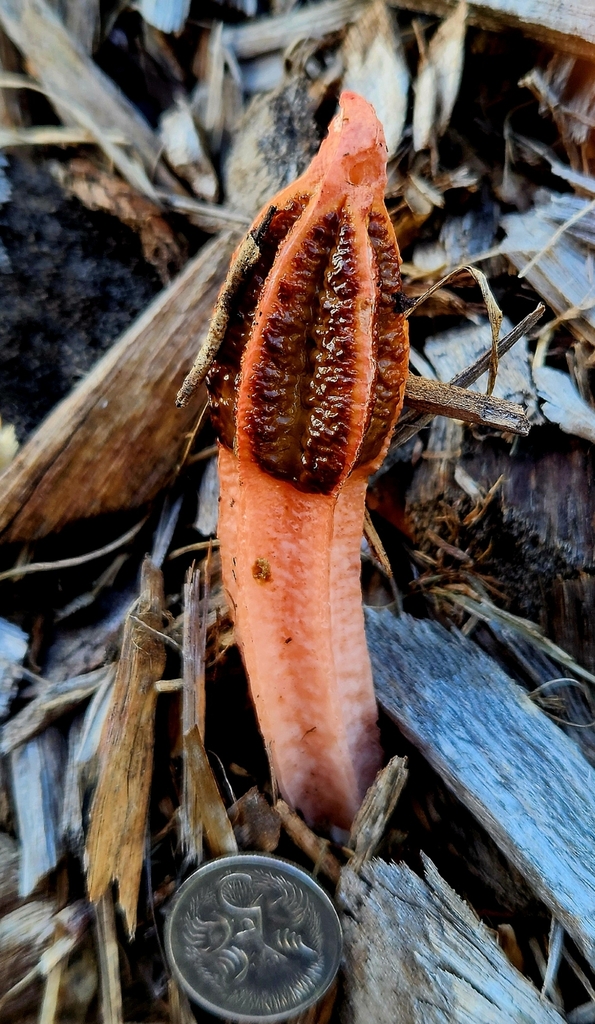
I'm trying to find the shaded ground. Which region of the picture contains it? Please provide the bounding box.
[0,155,162,441]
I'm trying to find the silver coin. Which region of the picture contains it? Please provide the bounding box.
[165,853,342,1023]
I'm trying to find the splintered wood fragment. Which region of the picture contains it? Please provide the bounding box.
[365,608,595,970]
[404,374,529,433]
[392,0,595,61]
[95,891,123,1024]
[176,222,264,405]
[11,727,66,897]
[180,559,210,862]
[1,664,114,755]
[275,800,342,886]
[85,558,165,937]
[339,856,565,1024]
[0,231,238,543]
[182,562,207,739]
[348,755,408,873]
[183,725,238,858]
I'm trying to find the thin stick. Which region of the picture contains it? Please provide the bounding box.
[0,517,147,583]
[404,375,529,434]
[156,191,251,227]
[168,539,220,561]
[275,800,342,886]
[95,892,124,1024]
[453,304,545,388]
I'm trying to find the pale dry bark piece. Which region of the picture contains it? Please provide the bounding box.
[159,97,219,203]
[412,44,437,154]
[412,1,467,151]
[85,558,166,937]
[0,0,178,198]
[222,0,365,59]
[11,727,66,897]
[194,456,220,536]
[60,716,85,857]
[394,0,595,61]
[339,857,565,1024]
[431,0,467,135]
[342,0,409,159]
[533,366,595,443]
[140,0,190,34]
[0,421,17,470]
[365,608,595,970]
[59,0,99,54]
[180,563,210,863]
[0,230,239,543]
[500,195,595,347]
[0,616,27,719]
[0,124,124,146]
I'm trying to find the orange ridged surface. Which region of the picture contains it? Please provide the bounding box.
[209,92,409,831]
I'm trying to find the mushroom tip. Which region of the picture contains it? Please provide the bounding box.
[319,90,388,192]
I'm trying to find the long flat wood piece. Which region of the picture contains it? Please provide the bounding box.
[339,857,564,1024]
[223,0,595,62]
[394,0,595,60]
[0,231,237,542]
[365,608,595,968]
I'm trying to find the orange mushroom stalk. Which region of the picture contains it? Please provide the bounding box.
[207,92,409,832]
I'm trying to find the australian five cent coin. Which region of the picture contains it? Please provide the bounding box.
[165,853,343,1023]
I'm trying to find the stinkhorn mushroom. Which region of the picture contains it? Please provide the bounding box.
[186,92,409,832]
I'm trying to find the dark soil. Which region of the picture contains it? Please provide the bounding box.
[0,155,163,442]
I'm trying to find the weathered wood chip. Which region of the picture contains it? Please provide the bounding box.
[365,608,595,969]
[85,558,166,937]
[339,856,564,1024]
